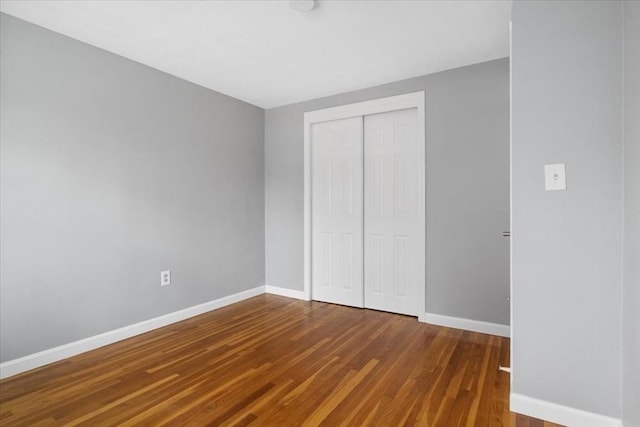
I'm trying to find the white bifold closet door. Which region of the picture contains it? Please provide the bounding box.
[311,116,364,308]
[311,108,421,316]
[363,108,421,316]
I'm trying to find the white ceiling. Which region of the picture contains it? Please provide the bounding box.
[0,0,511,109]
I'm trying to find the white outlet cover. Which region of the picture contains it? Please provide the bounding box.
[544,163,566,191]
[161,270,171,286]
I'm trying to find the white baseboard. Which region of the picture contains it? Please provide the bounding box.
[510,393,622,427]
[265,285,307,300]
[0,285,265,380]
[418,312,510,338]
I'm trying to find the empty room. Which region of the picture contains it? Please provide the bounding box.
[0,1,638,426]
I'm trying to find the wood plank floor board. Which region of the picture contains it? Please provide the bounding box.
[0,295,563,426]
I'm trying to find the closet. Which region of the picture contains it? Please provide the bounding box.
[308,94,424,317]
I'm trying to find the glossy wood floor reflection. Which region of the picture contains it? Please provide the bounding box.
[0,295,562,426]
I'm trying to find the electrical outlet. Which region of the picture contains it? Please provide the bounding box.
[161,270,171,287]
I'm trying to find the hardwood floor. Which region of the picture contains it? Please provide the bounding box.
[0,295,562,426]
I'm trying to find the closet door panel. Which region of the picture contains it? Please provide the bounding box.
[364,108,421,316]
[311,117,364,307]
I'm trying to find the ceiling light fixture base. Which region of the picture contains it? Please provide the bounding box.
[290,0,316,12]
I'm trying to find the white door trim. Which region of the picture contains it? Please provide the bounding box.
[303,91,426,317]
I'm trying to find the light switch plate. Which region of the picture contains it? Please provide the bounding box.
[544,163,566,191]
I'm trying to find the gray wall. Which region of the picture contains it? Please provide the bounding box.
[511,1,623,418]
[623,1,640,426]
[0,13,265,363]
[265,59,510,325]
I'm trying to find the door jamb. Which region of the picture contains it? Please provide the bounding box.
[303,91,426,317]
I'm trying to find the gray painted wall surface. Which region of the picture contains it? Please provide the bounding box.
[265,59,510,325]
[511,1,622,418]
[0,14,265,362]
[623,1,640,426]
